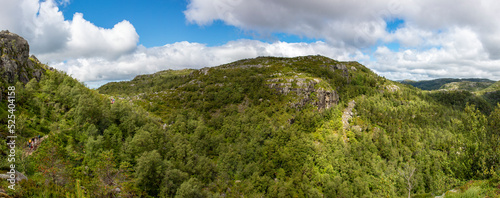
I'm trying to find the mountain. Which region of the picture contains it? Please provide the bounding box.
[98,56,374,115]
[401,78,495,91]
[480,80,500,93]
[402,78,500,113]
[1,32,499,197]
[439,81,495,92]
[98,56,500,197]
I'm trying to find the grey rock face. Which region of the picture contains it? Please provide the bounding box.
[0,30,46,85]
[267,77,339,110]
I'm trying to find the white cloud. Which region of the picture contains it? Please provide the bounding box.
[383,24,437,48]
[184,0,500,54]
[185,0,407,48]
[58,13,138,60]
[185,0,500,81]
[185,0,396,48]
[0,0,138,61]
[370,27,500,81]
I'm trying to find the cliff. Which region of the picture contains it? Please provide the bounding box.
[0,30,49,100]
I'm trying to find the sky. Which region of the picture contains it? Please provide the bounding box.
[1,0,500,88]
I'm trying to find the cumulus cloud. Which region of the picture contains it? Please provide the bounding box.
[370,27,500,80]
[0,0,138,61]
[184,0,401,48]
[184,0,500,54]
[185,0,500,81]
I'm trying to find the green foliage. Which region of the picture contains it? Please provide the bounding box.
[65,179,86,198]
[439,81,494,92]
[98,69,195,96]
[161,167,189,197]
[428,90,493,114]
[443,180,500,198]
[4,55,499,197]
[450,104,498,180]
[401,78,494,91]
[479,80,500,93]
[174,178,207,198]
[135,150,164,196]
[445,186,482,198]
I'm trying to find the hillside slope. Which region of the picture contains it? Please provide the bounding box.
[478,81,500,107]
[99,56,500,197]
[0,32,163,197]
[99,56,383,120]
[481,80,500,92]
[402,78,499,114]
[439,81,495,92]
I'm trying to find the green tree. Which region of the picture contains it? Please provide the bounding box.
[174,178,206,198]
[127,128,154,158]
[487,104,500,174]
[160,167,189,197]
[103,124,123,153]
[458,104,490,179]
[135,150,164,196]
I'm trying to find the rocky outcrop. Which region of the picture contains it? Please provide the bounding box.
[385,84,400,93]
[320,63,349,78]
[0,171,28,183]
[0,30,47,85]
[267,77,339,110]
[0,30,48,101]
[342,100,356,130]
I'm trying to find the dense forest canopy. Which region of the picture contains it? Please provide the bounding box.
[0,33,499,197]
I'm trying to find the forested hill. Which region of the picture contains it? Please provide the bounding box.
[401,78,500,113]
[99,56,500,197]
[1,31,499,197]
[401,78,495,91]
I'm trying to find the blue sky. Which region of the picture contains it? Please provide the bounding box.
[1,0,500,88]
